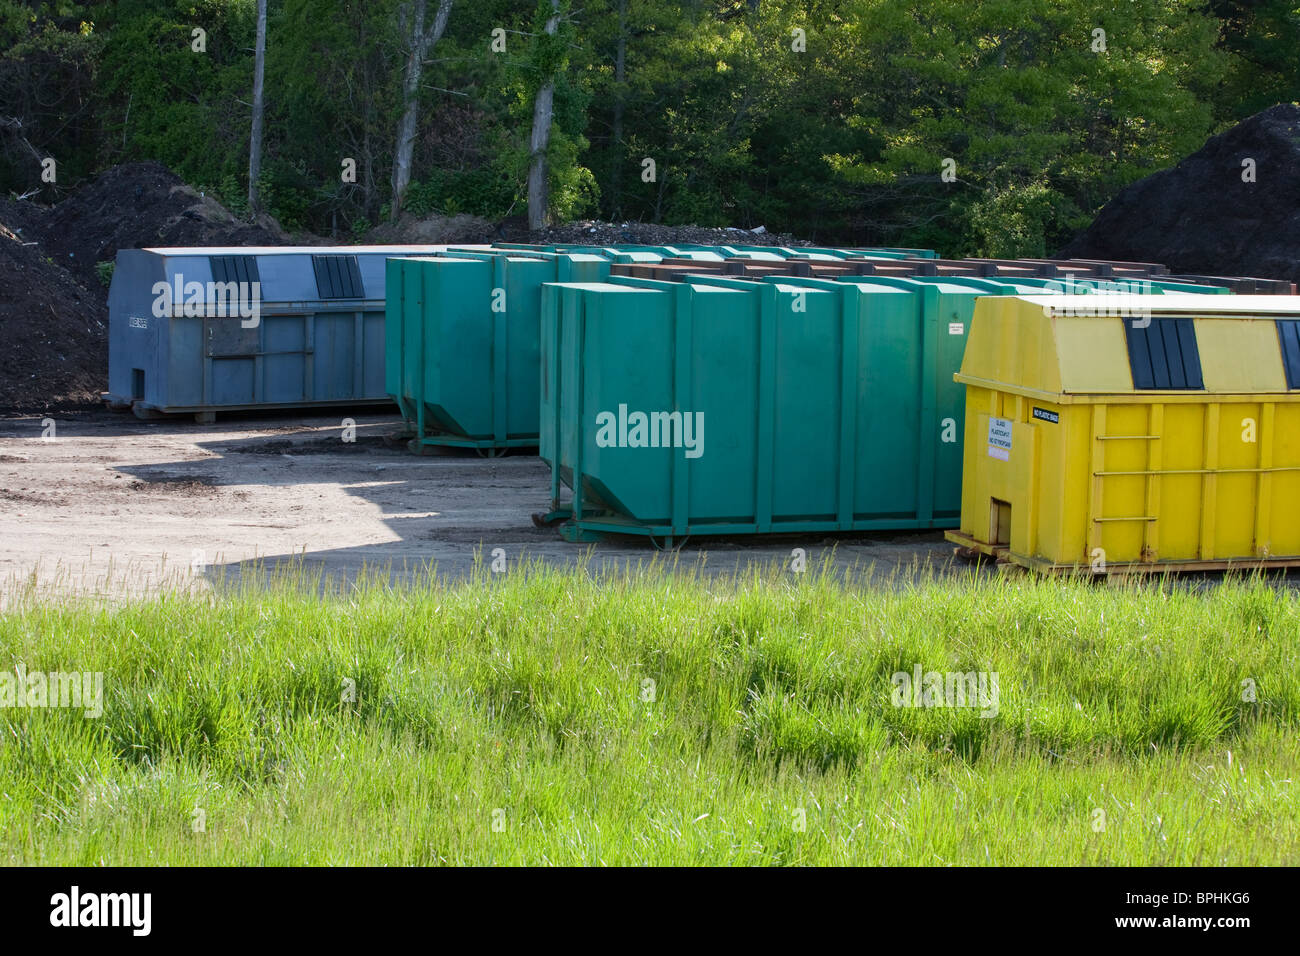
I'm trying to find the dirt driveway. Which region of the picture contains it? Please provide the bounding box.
[0,409,964,601]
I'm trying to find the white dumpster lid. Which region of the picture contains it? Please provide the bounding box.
[1019,293,1300,317]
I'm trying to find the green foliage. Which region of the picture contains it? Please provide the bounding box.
[213,173,248,219]
[268,0,404,226]
[400,168,517,219]
[832,0,1225,252]
[94,259,114,287]
[966,182,1086,259]
[0,0,1277,243]
[93,1,256,191]
[1209,0,1300,118]
[0,6,104,195]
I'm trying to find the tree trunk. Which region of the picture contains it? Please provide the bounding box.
[391,0,454,220]
[364,123,375,221]
[247,0,267,215]
[527,1,561,231]
[609,0,626,220]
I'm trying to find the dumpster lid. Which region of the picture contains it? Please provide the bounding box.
[958,295,1300,398]
[768,282,831,294]
[549,281,660,293]
[1022,293,1300,318]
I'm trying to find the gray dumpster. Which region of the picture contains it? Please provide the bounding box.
[106,245,486,421]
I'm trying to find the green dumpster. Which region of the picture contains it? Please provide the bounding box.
[538,273,1028,544]
[386,250,609,452]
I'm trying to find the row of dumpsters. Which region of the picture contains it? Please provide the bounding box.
[106,242,1300,574]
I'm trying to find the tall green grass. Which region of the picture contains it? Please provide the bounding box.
[1,560,1296,865]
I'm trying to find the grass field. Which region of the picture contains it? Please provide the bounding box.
[1,559,1296,865]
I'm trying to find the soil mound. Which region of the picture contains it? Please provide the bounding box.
[1060,105,1300,282]
[0,161,291,410]
[0,224,106,409]
[36,161,288,290]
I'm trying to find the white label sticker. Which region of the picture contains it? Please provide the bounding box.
[988,417,1012,460]
[129,315,148,329]
[948,322,964,335]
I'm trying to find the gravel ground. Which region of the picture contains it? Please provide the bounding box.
[0,409,967,603]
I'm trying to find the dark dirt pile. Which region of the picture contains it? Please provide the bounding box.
[1060,104,1300,282]
[510,219,815,248]
[0,161,295,411]
[30,161,289,290]
[0,221,106,409]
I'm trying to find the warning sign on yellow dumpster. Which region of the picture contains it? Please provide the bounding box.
[987,417,1012,461]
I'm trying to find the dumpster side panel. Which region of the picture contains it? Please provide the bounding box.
[263,315,306,404]
[557,286,587,481]
[312,312,356,401]
[167,317,202,407]
[430,258,494,437]
[932,290,979,518]
[771,286,840,520]
[1271,404,1300,555]
[384,257,407,418]
[1095,402,1154,562]
[855,290,922,519]
[504,259,549,439]
[168,256,218,408]
[107,250,167,406]
[689,288,760,522]
[538,283,561,469]
[580,284,676,522]
[1215,401,1264,560]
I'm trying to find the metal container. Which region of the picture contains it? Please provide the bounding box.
[538,274,1042,543]
[946,294,1300,573]
[106,245,482,421]
[386,250,609,451]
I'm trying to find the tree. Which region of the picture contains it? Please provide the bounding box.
[248,0,267,214]
[828,0,1227,254]
[91,1,260,201]
[271,0,404,229]
[608,0,627,219]
[527,0,562,230]
[391,0,454,220]
[0,6,102,197]
[1206,0,1300,118]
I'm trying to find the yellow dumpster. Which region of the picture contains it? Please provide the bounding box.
[946,294,1300,573]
